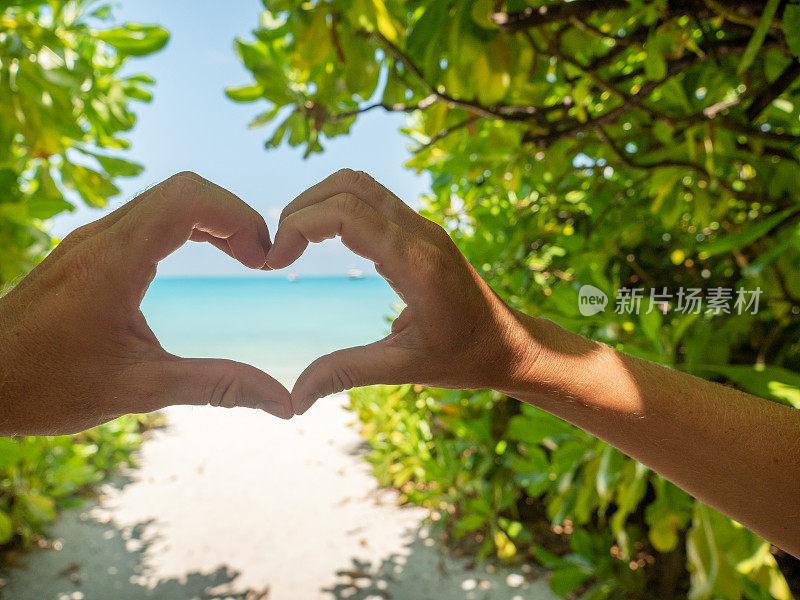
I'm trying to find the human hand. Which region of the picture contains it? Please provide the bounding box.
[0,172,292,436]
[267,169,539,414]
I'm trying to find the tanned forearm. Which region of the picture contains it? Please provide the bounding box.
[499,314,800,557]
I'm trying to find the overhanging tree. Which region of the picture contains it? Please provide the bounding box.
[230,1,800,598]
[0,0,168,285]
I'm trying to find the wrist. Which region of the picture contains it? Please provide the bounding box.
[493,310,609,404]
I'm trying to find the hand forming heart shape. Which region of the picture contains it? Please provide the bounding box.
[0,169,534,436]
[265,169,532,415]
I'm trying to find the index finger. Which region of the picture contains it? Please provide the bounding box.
[103,172,271,283]
[280,169,431,236]
[267,193,442,297]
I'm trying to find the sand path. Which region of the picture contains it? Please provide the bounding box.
[3,398,556,600]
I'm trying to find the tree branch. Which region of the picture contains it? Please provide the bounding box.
[326,96,437,122]
[491,0,629,32]
[771,263,800,306]
[412,116,480,154]
[521,28,794,149]
[744,61,800,122]
[594,125,760,202]
[361,30,543,122]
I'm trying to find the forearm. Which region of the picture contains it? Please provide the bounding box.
[498,313,800,557]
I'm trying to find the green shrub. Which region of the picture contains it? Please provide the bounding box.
[0,414,161,554]
[0,0,168,285]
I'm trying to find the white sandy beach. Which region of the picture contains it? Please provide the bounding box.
[3,396,556,600]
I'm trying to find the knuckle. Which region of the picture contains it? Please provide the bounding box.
[336,192,365,218]
[173,170,201,182]
[53,244,96,287]
[61,223,93,247]
[333,168,358,185]
[352,169,376,187]
[334,168,375,189]
[280,209,302,235]
[163,172,201,199]
[208,374,240,409]
[415,241,448,279]
[427,221,453,247]
[329,363,356,394]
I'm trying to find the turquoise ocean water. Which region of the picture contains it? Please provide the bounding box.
[141,276,401,386]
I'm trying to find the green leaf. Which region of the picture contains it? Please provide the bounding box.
[533,544,571,569]
[700,207,800,256]
[454,513,486,536]
[226,84,265,103]
[686,504,744,600]
[0,510,13,544]
[95,24,170,56]
[784,4,800,57]
[640,301,664,348]
[0,439,21,469]
[698,364,800,408]
[27,195,74,220]
[61,163,120,207]
[644,37,667,81]
[737,0,781,75]
[505,407,576,445]
[19,494,56,524]
[470,0,498,29]
[83,152,144,178]
[550,566,592,596]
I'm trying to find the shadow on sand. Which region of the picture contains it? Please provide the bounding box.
[322,529,550,600]
[1,500,552,600]
[0,478,270,600]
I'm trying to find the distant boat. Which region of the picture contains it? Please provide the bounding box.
[347,268,365,280]
[287,272,300,283]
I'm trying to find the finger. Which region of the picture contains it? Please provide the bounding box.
[31,173,259,294]
[267,193,439,294]
[52,172,210,259]
[138,358,293,419]
[103,173,271,284]
[190,229,236,261]
[188,230,275,271]
[291,340,410,415]
[280,169,426,233]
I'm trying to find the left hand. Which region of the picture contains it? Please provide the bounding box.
[0,172,293,436]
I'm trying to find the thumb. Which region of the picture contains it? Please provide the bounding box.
[291,341,409,415]
[141,358,293,419]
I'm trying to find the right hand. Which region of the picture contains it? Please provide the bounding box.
[267,169,540,414]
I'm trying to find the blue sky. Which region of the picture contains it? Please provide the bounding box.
[52,0,429,276]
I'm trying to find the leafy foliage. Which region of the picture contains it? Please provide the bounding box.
[0,0,167,555]
[0,415,160,554]
[232,1,800,598]
[0,0,168,285]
